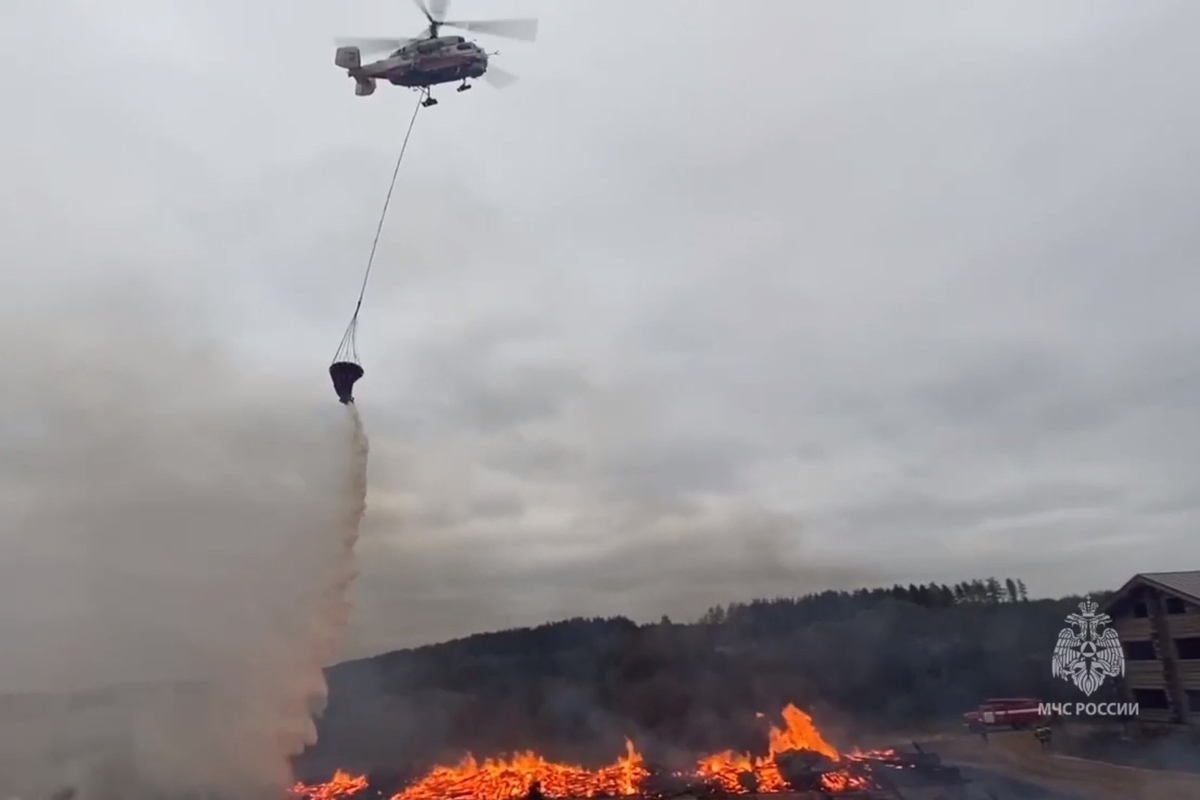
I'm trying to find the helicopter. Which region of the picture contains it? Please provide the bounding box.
[334,0,538,106]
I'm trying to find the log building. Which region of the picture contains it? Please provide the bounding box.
[1101,571,1200,725]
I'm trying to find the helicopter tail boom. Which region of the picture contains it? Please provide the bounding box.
[335,46,376,95]
[354,75,377,96]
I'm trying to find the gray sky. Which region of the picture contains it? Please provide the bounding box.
[2,0,1199,691]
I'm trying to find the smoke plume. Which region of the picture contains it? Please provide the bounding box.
[0,289,370,799]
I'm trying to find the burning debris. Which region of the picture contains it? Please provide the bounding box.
[291,705,970,800]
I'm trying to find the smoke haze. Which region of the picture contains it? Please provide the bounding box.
[0,288,369,797]
[9,0,1199,707]
[10,0,1200,792]
[0,281,870,795]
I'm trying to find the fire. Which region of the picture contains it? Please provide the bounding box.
[767,703,841,762]
[693,704,868,795]
[292,770,368,800]
[695,750,755,793]
[394,739,648,800]
[295,704,883,799]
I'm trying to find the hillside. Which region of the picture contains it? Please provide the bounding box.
[293,578,1116,780]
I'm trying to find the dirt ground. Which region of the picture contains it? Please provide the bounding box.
[921,730,1200,800]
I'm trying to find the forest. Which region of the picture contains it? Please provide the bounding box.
[293,577,1114,781]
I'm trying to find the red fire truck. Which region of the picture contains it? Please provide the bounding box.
[962,697,1044,731]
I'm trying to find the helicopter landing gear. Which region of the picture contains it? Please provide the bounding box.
[420,87,438,107]
[456,80,472,93]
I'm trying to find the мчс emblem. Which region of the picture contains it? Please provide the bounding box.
[1051,596,1126,697]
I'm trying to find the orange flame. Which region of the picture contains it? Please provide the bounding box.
[691,704,867,794]
[292,770,368,800]
[391,739,648,800]
[296,704,883,799]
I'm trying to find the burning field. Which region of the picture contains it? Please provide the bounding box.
[292,705,968,800]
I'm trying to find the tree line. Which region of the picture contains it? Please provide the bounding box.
[293,576,1110,781]
[697,577,1033,627]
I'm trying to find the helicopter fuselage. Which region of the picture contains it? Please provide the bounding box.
[343,35,488,89]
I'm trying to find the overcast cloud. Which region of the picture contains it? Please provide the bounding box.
[3,0,1199,693]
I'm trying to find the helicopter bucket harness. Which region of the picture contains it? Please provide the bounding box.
[330,95,424,403]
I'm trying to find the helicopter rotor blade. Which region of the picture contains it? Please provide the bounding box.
[411,0,435,24]
[334,36,414,56]
[428,0,451,21]
[483,65,519,89]
[442,18,539,42]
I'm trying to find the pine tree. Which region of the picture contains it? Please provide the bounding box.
[1005,578,1019,603]
[985,577,1003,604]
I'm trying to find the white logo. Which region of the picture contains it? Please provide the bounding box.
[1051,596,1125,696]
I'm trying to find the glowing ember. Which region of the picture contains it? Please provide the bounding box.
[695,750,755,793]
[295,704,899,799]
[393,739,648,800]
[293,770,368,800]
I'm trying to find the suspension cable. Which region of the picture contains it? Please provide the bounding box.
[333,93,425,364]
